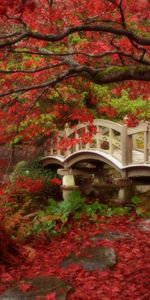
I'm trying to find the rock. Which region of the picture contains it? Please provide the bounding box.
[61,246,117,271]
[90,231,131,241]
[138,219,150,232]
[0,276,72,300]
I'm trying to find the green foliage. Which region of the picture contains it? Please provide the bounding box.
[9,160,62,206]
[90,84,150,121]
[35,192,132,236]
[39,191,85,220]
[68,34,88,45]
[12,160,57,181]
[111,91,150,120]
[19,114,53,132]
[32,191,85,235]
[131,196,141,206]
[82,201,108,217]
[106,206,131,216]
[82,201,131,217]
[32,219,55,235]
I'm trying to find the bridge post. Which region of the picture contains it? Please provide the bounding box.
[117,178,132,204]
[144,131,149,163]
[121,125,133,165]
[127,135,133,164]
[121,125,128,165]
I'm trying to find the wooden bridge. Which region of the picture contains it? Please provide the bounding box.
[42,119,150,179]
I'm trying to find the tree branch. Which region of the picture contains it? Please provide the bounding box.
[9,48,150,65]
[0,24,150,49]
[0,63,65,74]
[0,65,150,98]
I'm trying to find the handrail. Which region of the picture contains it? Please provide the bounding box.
[44,119,150,166]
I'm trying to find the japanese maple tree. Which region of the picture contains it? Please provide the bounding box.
[0,0,149,143]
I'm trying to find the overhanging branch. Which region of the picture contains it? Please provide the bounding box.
[0,65,150,97]
[0,24,150,49]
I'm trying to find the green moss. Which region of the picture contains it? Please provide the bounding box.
[94,65,150,83]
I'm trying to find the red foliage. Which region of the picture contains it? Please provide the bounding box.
[50,178,62,186]
[0,215,150,299]
[19,282,33,292]
[99,106,118,118]
[0,0,149,146]
[14,176,45,194]
[123,114,140,127]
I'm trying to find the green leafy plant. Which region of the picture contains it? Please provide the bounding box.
[82,201,130,218]
[106,206,131,216]
[131,196,141,206]
[82,201,108,217]
[32,191,85,235]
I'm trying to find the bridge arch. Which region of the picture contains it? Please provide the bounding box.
[41,156,64,168]
[63,150,123,174]
[125,165,150,178]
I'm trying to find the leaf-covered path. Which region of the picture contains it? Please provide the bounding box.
[0,215,150,300]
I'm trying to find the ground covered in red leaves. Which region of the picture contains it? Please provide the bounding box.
[0,215,150,300]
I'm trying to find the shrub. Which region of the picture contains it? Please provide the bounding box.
[9,160,62,202]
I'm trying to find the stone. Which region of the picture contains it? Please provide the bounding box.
[0,276,72,300]
[138,219,150,232]
[118,186,132,203]
[90,231,131,241]
[61,246,117,271]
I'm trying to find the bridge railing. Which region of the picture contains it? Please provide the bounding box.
[127,122,150,164]
[43,119,150,166]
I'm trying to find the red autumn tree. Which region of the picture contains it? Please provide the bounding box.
[0,0,150,264]
[0,0,149,144]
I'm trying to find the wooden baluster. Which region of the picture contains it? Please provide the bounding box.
[57,136,61,156]
[80,129,83,150]
[132,134,137,150]
[144,131,148,163]
[50,139,54,155]
[127,135,133,164]
[96,126,100,148]
[99,127,103,149]
[64,123,71,157]
[85,126,90,149]
[121,125,128,165]
[109,128,113,154]
[75,131,80,151]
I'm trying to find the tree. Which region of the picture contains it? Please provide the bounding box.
[0,0,150,265]
[0,0,150,143]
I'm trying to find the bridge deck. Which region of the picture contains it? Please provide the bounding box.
[113,149,150,165]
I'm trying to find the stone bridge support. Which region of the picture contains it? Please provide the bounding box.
[58,167,133,203]
[57,168,79,200]
[117,178,132,204]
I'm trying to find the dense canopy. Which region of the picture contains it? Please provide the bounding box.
[0,0,150,143]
